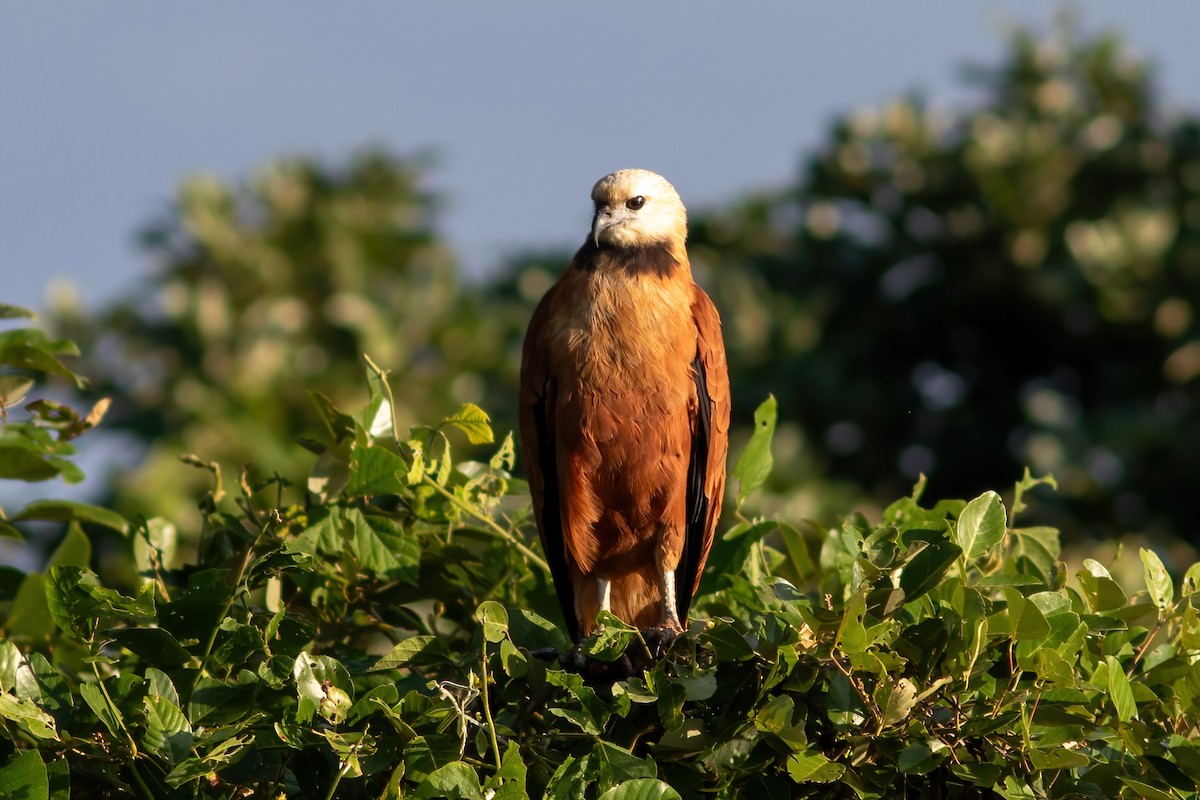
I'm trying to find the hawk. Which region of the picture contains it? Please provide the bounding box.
[519,169,730,650]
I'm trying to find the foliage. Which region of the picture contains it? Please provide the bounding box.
[0,305,120,539]
[46,22,1200,552]
[53,149,515,534]
[677,19,1200,543]
[2,357,1198,797]
[8,17,1200,796]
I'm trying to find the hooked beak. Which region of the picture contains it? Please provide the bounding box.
[591,209,609,248]
[591,206,622,248]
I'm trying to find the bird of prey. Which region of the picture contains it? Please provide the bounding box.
[519,169,730,650]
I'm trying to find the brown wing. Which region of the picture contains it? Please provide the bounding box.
[673,285,731,621]
[518,284,580,642]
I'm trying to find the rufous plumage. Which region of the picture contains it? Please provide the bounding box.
[519,169,730,645]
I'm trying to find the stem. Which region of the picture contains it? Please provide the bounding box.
[363,353,403,449]
[1127,616,1168,677]
[91,660,155,800]
[323,723,370,800]
[423,477,550,574]
[479,643,503,773]
[189,541,257,694]
[322,756,355,800]
[363,353,550,575]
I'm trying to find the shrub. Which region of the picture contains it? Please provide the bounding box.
[1,319,1197,798]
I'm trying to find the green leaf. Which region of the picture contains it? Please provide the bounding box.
[1139,547,1174,612]
[79,681,122,736]
[827,671,865,730]
[1078,560,1128,612]
[163,734,251,788]
[46,566,155,637]
[1117,779,1177,800]
[0,304,36,319]
[598,779,681,800]
[1011,469,1057,520]
[0,640,21,693]
[414,762,485,799]
[836,588,869,654]
[0,375,35,408]
[0,749,48,800]
[309,391,358,444]
[732,394,776,506]
[509,607,570,651]
[1182,563,1200,596]
[188,673,259,725]
[953,491,1006,562]
[0,430,83,483]
[293,652,352,724]
[898,741,944,774]
[1034,647,1077,687]
[145,667,180,707]
[143,693,194,765]
[490,431,516,471]
[363,354,398,440]
[0,342,82,386]
[5,573,53,640]
[347,446,408,496]
[346,509,420,583]
[13,500,128,534]
[1010,591,1051,643]
[475,601,509,643]
[1012,526,1061,586]
[879,677,919,727]
[110,627,192,668]
[594,740,657,785]
[372,636,447,670]
[159,569,231,643]
[786,751,832,782]
[1028,748,1089,770]
[700,619,755,661]
[442,403,494,445]
[585,611,639,662]
[0,693,58,741]
[1106,655,1137,722]
[48,524,92,570]
[131,517,177,581]
[899,537,962,602]
[486,741,529,800]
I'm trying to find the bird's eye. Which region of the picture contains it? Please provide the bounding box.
[625,195,646,210]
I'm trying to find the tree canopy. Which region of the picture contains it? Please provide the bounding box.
[47,22,1200,552]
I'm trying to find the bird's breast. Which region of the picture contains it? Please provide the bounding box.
[550,271,695,391]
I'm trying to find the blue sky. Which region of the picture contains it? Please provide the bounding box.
[3,3,1199,312]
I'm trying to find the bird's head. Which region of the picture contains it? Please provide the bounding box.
[590,169,687,251]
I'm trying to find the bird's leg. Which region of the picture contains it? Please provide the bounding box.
[597,576,612,617]
[658,569,683,633]
[638,568,684,661]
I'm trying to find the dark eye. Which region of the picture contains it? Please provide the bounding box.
[625,195,645,210]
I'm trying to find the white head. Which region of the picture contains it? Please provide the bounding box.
[589,169,687,250]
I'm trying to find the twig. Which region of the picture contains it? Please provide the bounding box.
[423,477,550,574]
[479,643,503,773]
[362,353,550,574]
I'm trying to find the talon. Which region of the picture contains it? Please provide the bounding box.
[558,645,587,672]
[639,626,680,660]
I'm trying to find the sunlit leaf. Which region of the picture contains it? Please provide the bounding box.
[1139,547,1173,613]
[953,491,1006,562]
[732,394,776,506]
[442,403,494,445]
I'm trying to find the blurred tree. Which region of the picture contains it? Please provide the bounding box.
[678,20,1200,544]
[57,21,1200,551]
[58,150,516,534]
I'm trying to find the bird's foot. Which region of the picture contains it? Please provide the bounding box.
[639,625,682,661]
[555,643,635,682]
